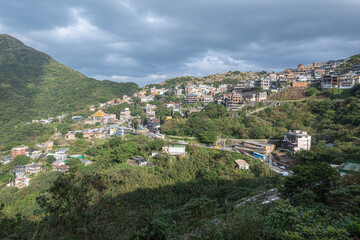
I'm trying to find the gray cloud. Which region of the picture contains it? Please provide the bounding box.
[0,0,359,86]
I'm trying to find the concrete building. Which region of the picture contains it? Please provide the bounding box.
[235,159,250,170]
[243,141,275,155]
[15,177,31,188]
[183,94,198,104]
[162,145,186,156]
[116,126,132,136]
[119,108,131,121]
[25,164,41,174]
[147,118,160,133]
[12,146,29,159]
[255,79,270,90]
[140,95,154,102]
[338,161,360,176]
[283,130,311,152]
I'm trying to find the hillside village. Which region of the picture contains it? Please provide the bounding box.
[2,56,360,189]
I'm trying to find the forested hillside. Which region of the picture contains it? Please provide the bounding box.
[0,34,139,148]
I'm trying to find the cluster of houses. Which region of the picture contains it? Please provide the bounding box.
[273,61,360,89]
[129,58,360,114]
[4,145,93,188]
[65,125,132,140]
[144,104,161,133]
[75,108,135,127]
[128,145,186,167]
[9,163,41,188]
[32,114,66,125]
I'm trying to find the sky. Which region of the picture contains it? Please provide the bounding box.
[0,0,359,86]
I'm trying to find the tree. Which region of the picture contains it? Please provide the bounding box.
[199,131,218,145]
[13,155,30,165]
[282,162,340,203]
[265,200,350,239]
[75,132,84,139]
[110,142,139,163]
[46,155,56,166]
[36,173,106,239]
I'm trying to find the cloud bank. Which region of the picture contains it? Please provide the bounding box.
[0,0,359,85]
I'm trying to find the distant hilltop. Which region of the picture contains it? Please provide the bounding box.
[153,55,359,89]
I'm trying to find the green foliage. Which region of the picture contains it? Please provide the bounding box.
[0,34,139,149]
[199,131,218,144]
[13,155,30,166]
[265,200,349,240]
[307,86,321,97]
[282,162,340,203]
[182,197,218,219]
[110,141,140,163]
[75,132,84,139]
[46,155,56,167]
[37,172,105,238]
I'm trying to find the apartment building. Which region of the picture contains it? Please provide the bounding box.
[283,130,311,153]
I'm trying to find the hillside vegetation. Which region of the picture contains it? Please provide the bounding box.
[0,34,139,148]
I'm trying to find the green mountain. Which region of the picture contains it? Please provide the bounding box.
[0,35,138,121]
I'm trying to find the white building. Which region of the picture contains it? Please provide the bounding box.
[15,177,31,188]
[235,159,250,170]
[120,108,131,121]
[162,145,186,156]
[140,95,155,102]
[283,130,311,152]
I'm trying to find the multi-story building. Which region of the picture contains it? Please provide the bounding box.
[321,73,356,89]
[353,64,360,73]
[116,126,132,136]
[140,95,154,102]
[25,164,41,174]
[225,91,267,106]
[201,95,214,103]
[119,108,131,121]
[183,94,198,104]
[283,130,311,153]
[12,146,28,159]
[147,118,160,133]
[146,104,157,114]
[255,79,270,90]
[243,141,275,155]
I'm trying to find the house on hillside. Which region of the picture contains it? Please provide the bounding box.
[147,118,160,133]
[129,156,147,166]
[26,163,41,174]
[119,108,131,121]
[338,161,360,176]
[79,159,93,166]
[2,156,11,164]
[282,130,311,153]
[235,159,250,170]
[15,177,31,189]
[162,145,186,156]
[12,146,28,159]
[72,116,83,122]
[13,169,25,178]
[53,165,69,173]
[55,148,69,155]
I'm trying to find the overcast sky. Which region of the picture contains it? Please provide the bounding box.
[0,0,359,86]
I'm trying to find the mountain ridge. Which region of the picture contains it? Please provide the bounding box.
[0,34,139,148]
